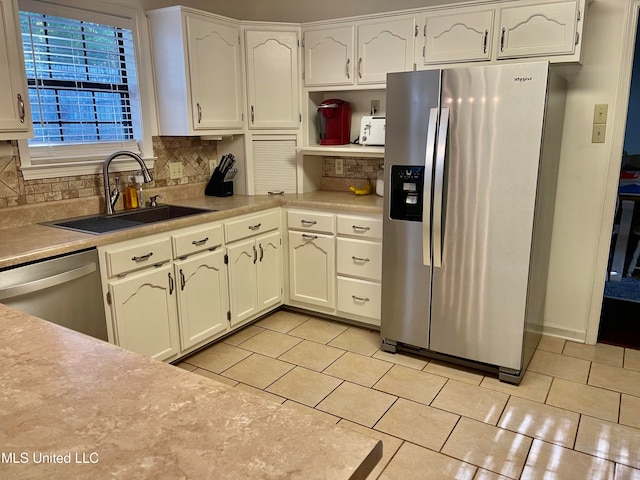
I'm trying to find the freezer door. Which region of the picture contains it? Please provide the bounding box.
[429,62,549,370]
[381,69,441,349]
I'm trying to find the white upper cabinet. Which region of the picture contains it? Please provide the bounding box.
[245,29,300,129]
[0,0,32,140]
[356,16,416,84]
[303,26,354,87]
[303,16,414,88]
[497,0,582,60]
[416,8,494,67]
[147,7,243,135]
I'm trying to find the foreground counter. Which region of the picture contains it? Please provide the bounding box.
[0,304,381,479]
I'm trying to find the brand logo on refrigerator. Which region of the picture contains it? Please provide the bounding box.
[513,76,533,83]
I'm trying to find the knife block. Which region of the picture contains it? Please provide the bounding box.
[205,170,234,197]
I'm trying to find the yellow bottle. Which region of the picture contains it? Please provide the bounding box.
[124,179,138,209]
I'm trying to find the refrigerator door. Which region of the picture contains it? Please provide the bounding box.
[429,62,550,370]
[381,69,441,350]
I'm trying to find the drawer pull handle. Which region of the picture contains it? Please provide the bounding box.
[302,234,318,240]
[352,225,371,232]
[268,190,284,195]
[352,295,370,302]
[191,237,209,246]
[248,223,262,231]
[301,219,317,226]
[131,252,153,262]
[352,256,370,263]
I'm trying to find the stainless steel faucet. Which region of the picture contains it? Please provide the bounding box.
[103,151,153,214]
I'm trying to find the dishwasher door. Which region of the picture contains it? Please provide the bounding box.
[0,249,108,341]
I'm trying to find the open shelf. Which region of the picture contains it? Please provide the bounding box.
[298,144,384,158]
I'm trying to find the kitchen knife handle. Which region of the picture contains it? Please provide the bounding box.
[197,102,202,123]
[346,58,350,79]
[483,30,489,54]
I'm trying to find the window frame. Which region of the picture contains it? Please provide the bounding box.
[17,0,157,180]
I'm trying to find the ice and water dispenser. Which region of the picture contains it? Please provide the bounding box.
[389,166,425,222]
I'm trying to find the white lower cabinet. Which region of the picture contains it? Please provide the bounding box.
[108,264,180,361]
[335,213,383,326]
[226,209,283,326]
[288,230,335,309]
[174,249,229,350]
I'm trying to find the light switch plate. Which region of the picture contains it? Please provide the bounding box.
[169,162,184,179]
[594,104,608,124]
[592,124,606,143]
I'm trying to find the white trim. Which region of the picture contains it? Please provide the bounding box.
[19,157,156,180]
[16,0,158,178]
[585,0,640,344]
[542,323,587,343]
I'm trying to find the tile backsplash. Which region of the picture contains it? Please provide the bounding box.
[321,157,383,192]
[0,137,217,209]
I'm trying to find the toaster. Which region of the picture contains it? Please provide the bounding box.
[359,116,386,146]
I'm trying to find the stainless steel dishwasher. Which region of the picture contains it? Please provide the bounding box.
[0,249,108,341]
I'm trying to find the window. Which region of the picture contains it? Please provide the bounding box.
[17,0,155,180]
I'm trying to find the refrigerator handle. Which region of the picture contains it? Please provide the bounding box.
[422,108,439,267]
[432,106,449,268]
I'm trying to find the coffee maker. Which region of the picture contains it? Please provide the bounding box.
[317,99,351,145]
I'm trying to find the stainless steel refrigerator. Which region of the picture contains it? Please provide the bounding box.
[380,61,566,384]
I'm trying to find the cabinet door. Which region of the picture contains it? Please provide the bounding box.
[245,30,299,129]
[288,231,335,309]
[417,10,493,66]
[186,14,243,129]
[256,231,282,311]
[175,250,229,350]
[109,264,179,361]
[497,1,578,59]
[356,17,415,84]
[303,26,354,87]
[0,0,31,139]
[227,238,259,325]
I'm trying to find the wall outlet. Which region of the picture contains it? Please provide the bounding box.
[592,124,606,143]
[169,162,184,179]
[335,158,344,175]
[593,104,608,124]
[371,100,380,115]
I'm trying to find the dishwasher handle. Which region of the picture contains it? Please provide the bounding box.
[0,263,97,301]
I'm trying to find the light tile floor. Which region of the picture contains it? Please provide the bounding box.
[177,309,640,479]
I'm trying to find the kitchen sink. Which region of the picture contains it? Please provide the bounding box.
[43,205,215,235]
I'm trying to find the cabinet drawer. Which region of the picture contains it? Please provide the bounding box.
[287,210,335,234]
[225,209,280,243]
[337,238,382,281]
[337,276,381,321]
[337,214,382,239]
[105,237,172,277]
[173,223,223,258]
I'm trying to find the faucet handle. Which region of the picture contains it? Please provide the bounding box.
[149,194,162,207]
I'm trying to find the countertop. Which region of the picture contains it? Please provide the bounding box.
[0,192,383,269]
[0,303,382,479]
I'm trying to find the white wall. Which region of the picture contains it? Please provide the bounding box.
[545,0,632,342]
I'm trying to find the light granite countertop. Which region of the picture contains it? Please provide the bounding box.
[0,303,382,479]
[0,192,383,269]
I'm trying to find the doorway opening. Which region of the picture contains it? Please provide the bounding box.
[599,9,640,349]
